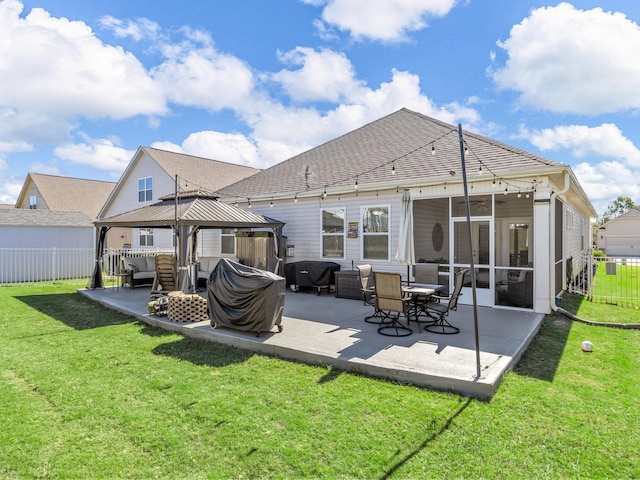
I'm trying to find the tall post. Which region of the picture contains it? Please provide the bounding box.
[458,124,482,379]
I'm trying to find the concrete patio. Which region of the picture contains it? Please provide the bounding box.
[79,285,544,399]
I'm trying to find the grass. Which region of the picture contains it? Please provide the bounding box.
[591,261,640,308]
[1,282,639,479]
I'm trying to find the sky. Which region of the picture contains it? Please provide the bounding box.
[1,0,639,217]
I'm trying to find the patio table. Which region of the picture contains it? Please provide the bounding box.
[402,283,444,331]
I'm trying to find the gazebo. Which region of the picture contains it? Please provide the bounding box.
[90,190,285,291]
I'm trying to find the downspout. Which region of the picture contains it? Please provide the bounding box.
[549,170,570,313]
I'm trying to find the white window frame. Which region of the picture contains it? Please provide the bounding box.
[320,207,346,260]
[29,194,37,209]
[138,177,153,203]
[221,228,236,255]
[139,228,154,247]
[361,204,390,261]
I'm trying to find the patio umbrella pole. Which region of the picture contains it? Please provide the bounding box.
[458,124,482,379]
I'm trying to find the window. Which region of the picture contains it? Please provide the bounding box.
[138,177,153,202]
[29,195,37,209]
[221,228,236,255]
[321,208,345,258]
[139,228,154,246]
[362,205,389,260]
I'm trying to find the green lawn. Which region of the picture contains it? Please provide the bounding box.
[591,261,640,308]
[1,282,638,479]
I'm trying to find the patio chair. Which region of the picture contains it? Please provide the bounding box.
[423,269,467,334]
[373,272,413,337]
[151,254,177,297]
[414,263,439,284]
[356,264,383,324]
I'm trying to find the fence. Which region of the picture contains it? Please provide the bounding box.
[102,248,176,275]
[568,253,640,307]
[0,248,95,284]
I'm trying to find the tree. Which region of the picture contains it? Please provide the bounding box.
[599,196,636,224]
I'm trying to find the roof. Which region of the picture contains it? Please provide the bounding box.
[0,209,94,227]
[219,108,566,200]
[599,207,640,228]
[142,147,260,192]
[16,173,115,220]
[0,204,15,209]
[96,191,284,229]
[99,147,261,218]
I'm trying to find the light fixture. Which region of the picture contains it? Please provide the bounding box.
[234,198,239,208]
[465,143,469,155]
[247,198,251,208]
[322,187,327,198]
[526,192,530,199]
[431,144,436,155]
[354,177,359,190]
[517,191,522,198]
[492,177,496,188]
[478,164,483,175]
[270,198,274,207]
[294,194,298,203]
[391,162,396,175]
[504,187,508,195]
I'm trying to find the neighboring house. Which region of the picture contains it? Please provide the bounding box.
[597,207,640,257]
[15,173,115,219]
[99,146,260,254]
[218,108,597,314]
[0,209,95,283]
[7,173,115,258]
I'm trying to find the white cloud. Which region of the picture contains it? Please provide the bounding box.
[99,15,161,41]
[574,161,640,215]
[151,29,254,111]
[492,3,640,114]
[310,0,457,42]
[0,0,166,139]
[272,47,364,103]
[519,123,640,214]
[54,136,135,175]
[519,123,640,168]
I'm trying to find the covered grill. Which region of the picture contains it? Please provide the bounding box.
[207,258,285,336]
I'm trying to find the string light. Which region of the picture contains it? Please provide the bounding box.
[478,163,483,175]
[270,198,274,207]
[354,177,359,190]
[431,144,436,155]
[492,177,496,188]
[247,198,252,208]
[322,187,327,198]
[391,162,396,175]
[294,194,298,203]
[517,191,522,199]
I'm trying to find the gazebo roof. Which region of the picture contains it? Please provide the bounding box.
[95,190,284,229]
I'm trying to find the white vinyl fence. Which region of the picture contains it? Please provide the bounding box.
[0,248,95,284]
[568,253,640,306]
[102,248,176,275]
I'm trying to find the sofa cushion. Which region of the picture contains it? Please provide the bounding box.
[133,271,155,280]
[145,256,156,272]
[126,257,148,273]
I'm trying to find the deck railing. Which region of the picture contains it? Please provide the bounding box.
[0,248,94,284]
[569,254,640,307]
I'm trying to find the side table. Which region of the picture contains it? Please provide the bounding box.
[334,270,362,300]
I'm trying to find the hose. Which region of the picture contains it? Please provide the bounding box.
[555,306,640,330]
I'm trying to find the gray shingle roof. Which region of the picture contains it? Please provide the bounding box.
[19,173,116,219]
[143,147,260,192]
[0,209,94,227]
[220,108,564,199]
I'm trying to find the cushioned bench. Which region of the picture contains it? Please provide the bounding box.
[122,256,156,288]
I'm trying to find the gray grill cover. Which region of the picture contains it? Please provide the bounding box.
[207,258,285,333]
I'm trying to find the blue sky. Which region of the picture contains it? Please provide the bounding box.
[1,0,639,216]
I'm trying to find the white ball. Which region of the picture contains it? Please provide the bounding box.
[581,341,593,352]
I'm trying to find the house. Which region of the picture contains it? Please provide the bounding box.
[217,108,597,314]
[3,174,115,271]
[15,173,116,219]
[98,147,261,254]
[0,209,95,283]
[596,207,640,257]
